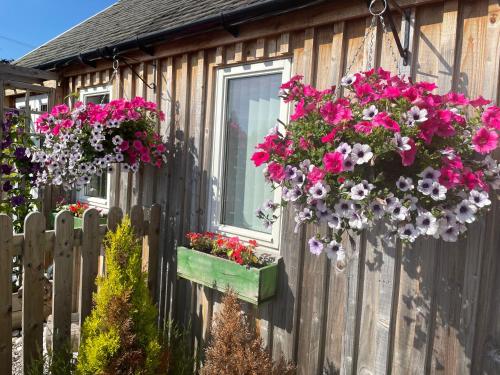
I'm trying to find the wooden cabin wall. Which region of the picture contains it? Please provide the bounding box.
[61,0,500,373]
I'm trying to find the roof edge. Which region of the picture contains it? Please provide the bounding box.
[23,0,327,71]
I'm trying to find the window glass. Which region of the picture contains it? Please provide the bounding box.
[221,73,282,233]
[85,93,109,105]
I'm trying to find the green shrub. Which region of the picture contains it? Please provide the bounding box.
[77,217,160,374]
[26,345,75,375]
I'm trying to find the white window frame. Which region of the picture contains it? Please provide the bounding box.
[76,85,112,210]
[208,59,291,251]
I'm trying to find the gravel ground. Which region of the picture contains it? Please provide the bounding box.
[12,331,22,375]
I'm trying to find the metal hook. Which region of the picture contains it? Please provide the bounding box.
[368,0,387,17]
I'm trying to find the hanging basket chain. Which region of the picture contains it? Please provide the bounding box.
[378,14,402,76]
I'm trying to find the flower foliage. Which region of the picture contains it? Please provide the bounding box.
[1,111,39,231]
[31,97,167,190]
[252,68,500,255]
[186,232,272,267]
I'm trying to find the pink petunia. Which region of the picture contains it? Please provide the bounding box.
[353,121,374,134]
[482,106,500,130]
[320,101,352,125]
[382,86,401,99]
[291,99,314,121]
[470,96,491,107]
[321,128,340,144]
[307,166,326,183]
[439,166,461,188]
[251,151,270,167]
[280,75,303,90]
[472,127,498,154]
[267,162,285,182]
[323,152,344,174]
[400,138,417,166]
[372,112,400,132]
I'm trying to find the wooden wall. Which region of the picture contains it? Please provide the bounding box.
[60,0,500,373]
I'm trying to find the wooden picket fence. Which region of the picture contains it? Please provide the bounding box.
[0,204,160,374]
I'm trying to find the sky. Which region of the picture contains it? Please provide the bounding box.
[0,0,117,61]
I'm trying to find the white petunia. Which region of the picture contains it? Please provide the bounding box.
[416,212,438,235]
[309,182,330,200]
[362,105,378,120]
[341,74,356,86]
[112,135,123,146]
[284,165,298,180]
[419,167,441,181]
[335,142,352,158]
[350,183,369,201]
[398,224,419,242]
[348,211,367,230]
[351,144,373,165]
[402,194,418,211]
[385,194,399,209]
[392,133,412,151]
[407,106,428,124]
[455,200,477,224]
[429,182,447,201]
[326,240,345,260]
[388,203,408,221]
[342,157,355,172]
[334,199,353,218]
[469,190,491,208]
[328,214,342,230]
[440,224,460,242]
[396,176,414,192]
[292,170,305,187]
[369,200,386,219]
[316,208,332,224]
[115,153,124,163]
[417,178,434,195]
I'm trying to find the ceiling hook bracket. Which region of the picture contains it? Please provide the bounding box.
[367,0,411,66]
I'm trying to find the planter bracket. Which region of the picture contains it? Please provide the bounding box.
[367,0,411,66]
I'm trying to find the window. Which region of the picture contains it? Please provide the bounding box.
[76,85,111,209]
[209,60,291,250]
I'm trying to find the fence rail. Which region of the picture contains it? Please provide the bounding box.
[0,204,160,374]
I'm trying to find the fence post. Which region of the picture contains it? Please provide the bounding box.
[0,215,13,375]
[130,205,144,235]
[79,208,100,328]
[53,211,74,353]
[147,204,161,302]
[107,206,123,232]
[23,212,46,373]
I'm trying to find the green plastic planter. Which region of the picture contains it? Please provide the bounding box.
[50,212,107,229]
[176,246,279,305]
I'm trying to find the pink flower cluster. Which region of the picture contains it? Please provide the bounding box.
[31,97,167,190]
[252,68,499,256]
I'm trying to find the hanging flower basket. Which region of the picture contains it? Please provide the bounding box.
[30,97,167,190]
[252,67,500,257]
[177,233,279,305]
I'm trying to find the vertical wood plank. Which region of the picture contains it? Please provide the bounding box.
[119,67,134,213]
[147,204,161,300]
[278,33,290,56]
[481,0,500,104]
[256,38,266,59]
[79,208,100,327]
[215,47,225,66]
[341,232,366,375]
[23,212,46,373]
[0,215,13,375]
[437,0,460,94]
[331,22,347,89]
[52,211,74,352]
[356,222,400,375]
[391,239,439,375]
[157,56,175,327]
[271,28,309,366]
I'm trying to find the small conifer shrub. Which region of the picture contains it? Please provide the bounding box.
[77,217,160,375]
[202,290,296,375]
